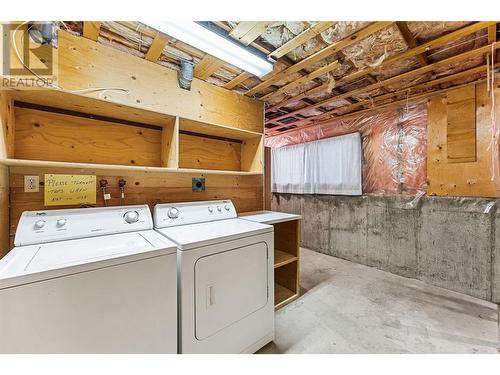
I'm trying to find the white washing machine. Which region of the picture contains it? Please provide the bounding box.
[154,200,274,354]
[0,205,178,354]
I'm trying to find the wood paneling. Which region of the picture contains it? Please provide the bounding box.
[8,165,264,247]
[0,92,15,159]
[55,30,264,133]
[14,107,163,167]
[179,134,241,171]
[427,79,500,197]
[264,147,271,210]
[161,117,179,168]
[446,85,476,163]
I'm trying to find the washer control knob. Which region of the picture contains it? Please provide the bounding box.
[208,206,213,213]
[224,205,230,211]
[217,206,222,212]
[56,219,67,227]
[124,210,140,224]
[34,220,46,230]
[167,207,179,219]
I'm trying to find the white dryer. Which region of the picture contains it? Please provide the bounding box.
[0,205,177,353]
[154,200,274,354]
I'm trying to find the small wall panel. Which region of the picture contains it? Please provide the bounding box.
[14,107,163,167]
[8,165,264,248]
[446,85,476,163]
[179,133,242,171]
[427,80,500,197]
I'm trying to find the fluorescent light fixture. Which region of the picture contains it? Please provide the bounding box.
[144,21,274,78]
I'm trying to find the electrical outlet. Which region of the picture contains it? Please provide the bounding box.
[24,176,40,192]
[192,177,205,192]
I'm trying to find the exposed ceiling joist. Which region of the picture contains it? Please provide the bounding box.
[269,22,337,60]
[245,22,393,97]
[261,60,340,100]
[267,63,495,134]
[224,71,252,90]
[269,78,488,138]
[396,21,429,66]
[82,21,101,41]
[194,54,225,80]
[229,22,272,46]
[488,23,498,43]
[266,43,500,125]
[145,32,170,62]
[265,21,495,114]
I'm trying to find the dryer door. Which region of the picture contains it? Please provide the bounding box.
[194,241,269,341]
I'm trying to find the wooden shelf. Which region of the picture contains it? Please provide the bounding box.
[0,159,263,176]
[178,117,263,173]
[274,250,298,269]
[275,283,298,310]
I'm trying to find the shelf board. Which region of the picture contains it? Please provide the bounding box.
[0,159,263,176]
[274,250,298,269]
[179,117,262,141]
[275,283,298,310]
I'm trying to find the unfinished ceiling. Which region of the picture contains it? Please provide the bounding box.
[62,21,499,138]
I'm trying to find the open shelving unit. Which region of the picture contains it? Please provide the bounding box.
[1,89,264,176]
[273,219,300,310]
[239,211,301,310]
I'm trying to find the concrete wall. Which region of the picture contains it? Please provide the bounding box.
[272,193,499,302]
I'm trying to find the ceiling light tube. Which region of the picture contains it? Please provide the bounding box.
[144,21,274,78]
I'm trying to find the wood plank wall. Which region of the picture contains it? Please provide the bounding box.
[14,107,164,167]
[56,30,263,133]
[8,166,263,249]
[427,79,500,197]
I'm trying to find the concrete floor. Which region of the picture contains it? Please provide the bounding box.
[259,248,500,354]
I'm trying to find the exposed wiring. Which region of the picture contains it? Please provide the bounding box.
[10,21,130,98]
[426,34,488,59]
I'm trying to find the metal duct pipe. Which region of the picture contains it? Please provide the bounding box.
[28,22,55,45]
[178,60,194,90]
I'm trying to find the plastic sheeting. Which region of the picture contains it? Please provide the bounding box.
[272,132,362,195]
[265,102,428,195]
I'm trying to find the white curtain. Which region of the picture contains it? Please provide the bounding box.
[271,132,362,195]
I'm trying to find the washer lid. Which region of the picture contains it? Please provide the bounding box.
[0,230,176,289]
[155,218,273,250]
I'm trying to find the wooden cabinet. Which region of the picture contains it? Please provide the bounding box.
[239,211,301,310]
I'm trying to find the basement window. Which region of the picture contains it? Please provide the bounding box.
[271,132,362,195]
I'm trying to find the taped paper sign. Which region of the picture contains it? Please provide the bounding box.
[44,174,97,206]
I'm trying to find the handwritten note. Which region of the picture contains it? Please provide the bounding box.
[44,174,96,206]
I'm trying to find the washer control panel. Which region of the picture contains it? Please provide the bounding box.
[15,205,153,247]
[154,200,236,228]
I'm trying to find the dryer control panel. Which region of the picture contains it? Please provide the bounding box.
[154,200,236,228]
[15,205,153,247]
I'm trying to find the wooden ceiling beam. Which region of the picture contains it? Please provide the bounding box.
[224,71,252,90]
[269,22,337,59]
[267,76,489,137]
[245,22,393,97]
[396,21,429,66]
[267,62,498,134]
[260,60,340,100]
[265,21,495,114]
[229,22,272,46]
[265,42,500,125]
[145,32,170,62]
[82,22,101,41]
[267,64,490,133]
[194,54,225,80]
[488,23,498,43]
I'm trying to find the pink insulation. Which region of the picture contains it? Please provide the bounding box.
[265,102,428,195]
